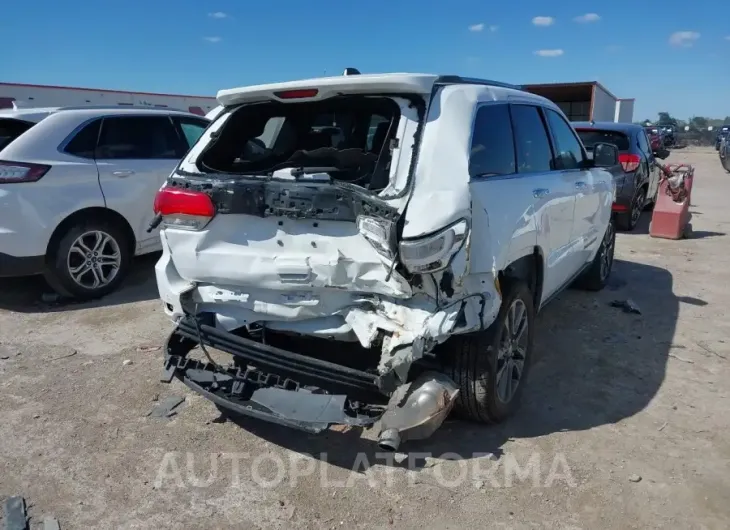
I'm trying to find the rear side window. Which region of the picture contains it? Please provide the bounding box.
[176,117,208,149]
[545,109,584,170]
[0,119,35,151]
[469,104,516,177]
[576,130,630,152]
[96,116,180,159]
[509,105,553,173]
[63,119,101,158]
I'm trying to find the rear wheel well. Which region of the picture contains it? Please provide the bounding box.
[499,249,544,310]
[45,207,136,263]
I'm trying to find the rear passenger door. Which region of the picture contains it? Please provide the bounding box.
[510,104,578,300]
[467,102,576,303]
[95,116,185,254]
[543,108,600,268]
[467,103,537,279]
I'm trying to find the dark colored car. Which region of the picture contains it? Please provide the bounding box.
[644,126,664,151]
[720,135,730,172]
[716,126,730,151]
[575,122,669,231]
[660,125,676,147]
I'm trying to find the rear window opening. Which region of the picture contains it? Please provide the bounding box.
[0,119,36,151]
[198,96,402,192]
[576,129,630,151]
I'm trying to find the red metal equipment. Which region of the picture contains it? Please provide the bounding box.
[649,163,695,240]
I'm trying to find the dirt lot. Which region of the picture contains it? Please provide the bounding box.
[1,148,729,530]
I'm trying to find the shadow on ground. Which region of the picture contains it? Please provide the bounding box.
[0,253,160,313]
[217,259,679,471]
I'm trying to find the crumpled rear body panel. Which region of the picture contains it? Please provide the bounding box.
[164,215,413,299]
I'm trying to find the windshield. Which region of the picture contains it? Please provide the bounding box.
[576,129,630,151]
[198,96,402,192]
[0,118,36,151]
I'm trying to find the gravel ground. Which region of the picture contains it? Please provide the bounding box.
[1,148,729,530]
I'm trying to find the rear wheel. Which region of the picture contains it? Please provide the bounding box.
[44,220,132,300]
[616,187,645,231]
[644,185,658,211]
[575,218,615,291]
[445,281,535,424]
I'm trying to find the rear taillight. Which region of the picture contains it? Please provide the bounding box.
[0,161,51,184]
[618,153,640,173]
[399,219,469,273]
[153,187,215,231]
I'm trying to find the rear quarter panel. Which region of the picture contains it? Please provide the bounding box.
[0,113,105,256]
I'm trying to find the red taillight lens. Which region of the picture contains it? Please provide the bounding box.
[0,161,51,184]
[618,153,640,173]
[153,187,215,230]
[274,88,319,99]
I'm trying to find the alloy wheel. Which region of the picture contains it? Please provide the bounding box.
[599,221,615,281]
[631,189,645,226]
[495,299,529,403]
[66,230,122,290]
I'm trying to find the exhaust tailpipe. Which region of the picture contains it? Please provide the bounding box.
[377,371,460,452]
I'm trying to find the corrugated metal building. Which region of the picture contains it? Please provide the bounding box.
[522,81,634,123]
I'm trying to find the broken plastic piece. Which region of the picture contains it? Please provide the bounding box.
[43,517,61,530]
[610,299,641,315]
[2,496,27,530]
[149,395,186,419]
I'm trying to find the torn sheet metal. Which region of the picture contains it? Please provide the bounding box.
[162,213,414,300]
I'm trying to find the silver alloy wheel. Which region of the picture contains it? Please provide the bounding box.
[599,221,615,281]
[631,189,645,226]
[495,299,529,403]
[66,230,121,289]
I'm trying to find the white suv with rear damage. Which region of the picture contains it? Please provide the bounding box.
[155,73,619,450]
[0,106,208,299]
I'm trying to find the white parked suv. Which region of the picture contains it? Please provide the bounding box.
[155,73,619,450]
[0,106,209,299]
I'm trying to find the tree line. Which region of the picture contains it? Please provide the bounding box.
[637,112,730,131]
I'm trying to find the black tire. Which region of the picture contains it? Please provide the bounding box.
[44,219,132,300]
[644,186,658,211]
[616,187,646,231]
[445,280,535,424]
[575,218,615,291]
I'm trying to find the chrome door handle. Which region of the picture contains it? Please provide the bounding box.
[575,181,588,189]
[112,170,135,177]
[533,188,550,198]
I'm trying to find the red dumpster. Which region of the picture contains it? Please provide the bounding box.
[649,164,694,240]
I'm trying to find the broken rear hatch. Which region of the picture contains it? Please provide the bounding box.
[157,83,430,331]
[155,78,442,432]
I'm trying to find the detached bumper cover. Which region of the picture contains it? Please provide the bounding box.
[162,317,391,432]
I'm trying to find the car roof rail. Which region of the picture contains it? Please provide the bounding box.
[434,75,524,91]
[55,105,193,113]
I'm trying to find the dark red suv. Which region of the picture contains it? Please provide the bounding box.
[644,127,663,151]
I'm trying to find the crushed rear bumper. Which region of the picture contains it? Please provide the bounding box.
[161,316,392,432]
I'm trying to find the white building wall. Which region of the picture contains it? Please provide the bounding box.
[0,83,218,115]
[614,99,635,123]
[591,84,618,121]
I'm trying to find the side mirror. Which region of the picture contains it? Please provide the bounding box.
[593,142,619,167]
[654,147,670,160]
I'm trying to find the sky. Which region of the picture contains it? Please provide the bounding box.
[3,1,729,121]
